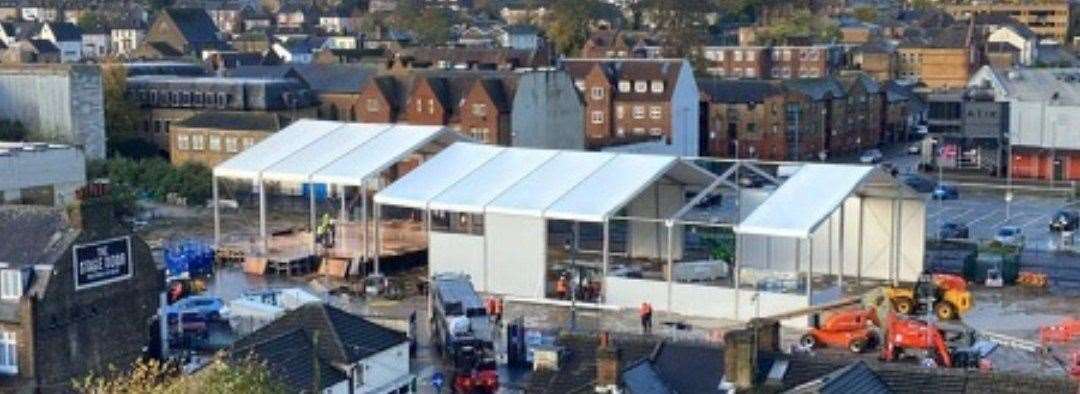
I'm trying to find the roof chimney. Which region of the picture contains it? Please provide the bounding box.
[595,332,621,392]
[66,180,116,232]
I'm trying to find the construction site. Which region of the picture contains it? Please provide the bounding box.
[137,121,1080,391]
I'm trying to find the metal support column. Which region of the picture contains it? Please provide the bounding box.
[838,202,846,293]
[665,220,674,312]
[361,181,368,260]
[212,176,220,247]
[602,220,610,304]
[373,202,381,275]
[896,197,904,286]
[857,197,864,285]
[339,185,347,222]
[258,178,268,254]
[807,238,814,304]
[309,180,317,253]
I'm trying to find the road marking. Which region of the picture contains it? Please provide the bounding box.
[968,209,1003,226]
[1021,214,1049,228]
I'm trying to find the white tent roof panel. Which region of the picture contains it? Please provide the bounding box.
[310,125,449,186]
[544,154,676,222]
[374,143,505,209]
[260,123,391,183]
[484,150,616,218]
[427,148,558,213]
[735,164,874,238]
[213,119,342,179]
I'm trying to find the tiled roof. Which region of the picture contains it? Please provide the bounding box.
[783,77,847,100]
[27,39,58,53]
[231,303,406,366]
[227,64,374,93]
[698,79,785,103]
[0,206,77,269]
[175,111,281,131]
[232,329,348,391]
[164,8,223,44]
[785,361,890,394]
[46,22,81,42]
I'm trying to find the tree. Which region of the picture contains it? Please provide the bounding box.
[0,119,28,141]
[639,0,713,70]
[412,7,453,45]
[755,9,840,45]
[76,12,106,32]
[75,354,286,394]
[545,0,604,56]
[101,61,145,157]
[852,6,877,23]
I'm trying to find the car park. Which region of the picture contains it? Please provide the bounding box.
[938,222,970,239]
[907,143,921,155]
[931,184,959,200]
[859,149,883,164]
[1049,210,1079,232]
[902,175,936,193]
[994,226,1025,247]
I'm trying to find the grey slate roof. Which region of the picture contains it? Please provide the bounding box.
[46,22,81,42]
[0,206,77,269]
[227,64,374,93]
[175,111,281,131]
[783,78,847,100]
[164,8,223,44]
[785,361,890,394]
[234,329,348,391]
[231,303,407,366]
[621,360,673,394]
[698,79,785,103]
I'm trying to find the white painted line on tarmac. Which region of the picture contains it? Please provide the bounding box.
[1021,214,1049,228]
[968,209,1003,226]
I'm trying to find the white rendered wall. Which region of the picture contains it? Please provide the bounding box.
[429,232,485,288]
[605,277,669,310]
[358,342,412,394]
[0,146,86,205]
[486,213,546,299]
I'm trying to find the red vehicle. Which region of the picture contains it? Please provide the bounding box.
[451,344,499,394]
[800,308,880,353]
[881,314,953,367]
[1039,317,1080,344]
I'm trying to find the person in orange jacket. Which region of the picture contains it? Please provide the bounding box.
[555,275,569,299]
[493,297,504,325]
[640,302,653,335]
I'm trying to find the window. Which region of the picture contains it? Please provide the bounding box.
[649,128,662,136]
[469,127,489,141]
[242,137,255,149]
[427,99,435,114]
[193,92,203,105]
[366,98,379,112]
[772,50,780,61]
[634,81,648,93]
[616,127,625,136]
[616,105,624,119]
[591,111,604,124]
[225,137,238,153]
[651,80,664,94]
[783,50,792,61]
[746,68,757,78]
[649,106,662,119]
[633,127,645,134]
[734,50,743,61]
[217,93,227,108]
[633,105,645,119]
[0,270,20,300]
[618,80,631,92]
[191,135,205,151]
[208,135,221,151]
[415,99,422,113]
[0,331,15,374]
[718,50,725,61]
[177,134,190,150]
[472,103,487,116]
[591,87,604,100]
[746,51,756,61]
[747,123,757,133]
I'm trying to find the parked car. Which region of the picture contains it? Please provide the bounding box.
[902,175,937,193]
[1049,210,1080,232]
[859,149,883,164]
[938,222,970,239]
[166,295,227,323]
[907,143,921,155]
[994,226,1025,247]
[931,184,959,200]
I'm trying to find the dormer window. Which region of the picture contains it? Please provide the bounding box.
[651,80,664,94]
[590,87,604,100]
[634,81,647,93]
[0,269,21,300]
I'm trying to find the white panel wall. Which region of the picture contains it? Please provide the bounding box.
[670,284,737,318]
[897,199,925,282]
[429,232,486,289]
[486,213,546,299]
[0,146,86,206]
[626,183,684,259]
[734,290,810,327]
[359,342,412,394]
[605,277,669,311]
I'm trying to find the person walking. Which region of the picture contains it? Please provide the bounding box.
[493,296,504,326]
[639,302,653,335]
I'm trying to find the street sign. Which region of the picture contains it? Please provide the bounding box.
[431,372,445,391]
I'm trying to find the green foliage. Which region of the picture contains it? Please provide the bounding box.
[75,354,286,394]
[639,0,713,70]
[755,9,840,45]
[76,12,106,32]
[910,0,934,11]
[852,6,877,23]
[0,119,28,141]
[393,2,454,45]
[90,157,213,206]
[545,0,605,56]
[102,62,144,154]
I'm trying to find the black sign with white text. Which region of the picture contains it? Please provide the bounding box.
[73,236,133,290]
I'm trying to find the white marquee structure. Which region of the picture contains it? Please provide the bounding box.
[211,120,464,270]
[374,143,926,326]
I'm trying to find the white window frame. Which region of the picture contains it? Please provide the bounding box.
[616,105,624,119]
[177,134,190,150]
[746,67,757,78]
[591,111,604,124]
[472,103,487,116]
[649,127,663,136]
[649,106,662,120]
[718,50,725,61]
[191,134,205,151]
[225,137,239,153]
[746,51,756,61]
[651,80,664,94]
[0,270,20,300]
[0,331,15,375]
[591,87,604,100]
[734,50,743,62]
[618,80,631,93]
[632,105,645,119]
[242,137,255,149]
[634,81,648,93]
[208,135,222,152]
[366,98,379,112]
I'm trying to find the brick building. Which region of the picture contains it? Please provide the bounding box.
[125,75,315,153]
[563,58,700,156]
[169,111,282,167]
[897,24,975,89]
[389,47,552,71]
[701,45,843,79]
[0,198,163,391]
[698,79,818,160]
[945,1,1076,43]
[133,8,228,59]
